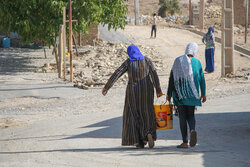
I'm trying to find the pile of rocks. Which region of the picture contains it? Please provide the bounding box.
[141,15,165,25]
[166,15,189,24]
[234,24,249,34]
[125,15,165,25]
[73,41,163,89]
[204,5,222,19]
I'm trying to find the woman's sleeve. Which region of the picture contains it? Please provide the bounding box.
[202,35,205,43]
[147,58,162,93]
[199,63,206,96]
[104,59,129,90]
[167,70,174,97]
[212,34,216,46]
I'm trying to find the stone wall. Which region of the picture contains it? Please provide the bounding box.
[234,0,250,25]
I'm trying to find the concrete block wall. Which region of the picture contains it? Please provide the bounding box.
[234,0,250,25]
[69,24,99,47]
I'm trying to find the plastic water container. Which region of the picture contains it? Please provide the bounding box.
[154,104,173,129]
[3,38,11,48]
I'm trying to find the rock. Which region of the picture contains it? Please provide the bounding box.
[81,85,89,90]
[45,63,50,68]
[77,82,82,87]
[67,67,70,74]
[85,77,95,86]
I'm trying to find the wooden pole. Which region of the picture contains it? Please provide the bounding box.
[134,0,140,25]
[58,25,63,78]
[53,44,59,73]
[199,0,205,29]
[245,0,249,43]
[43,47,47,59]
[63,7,66,79]
[189,0,193,25]
[72,33,79,57]
[79,31,82,46]
[69,0,73,82]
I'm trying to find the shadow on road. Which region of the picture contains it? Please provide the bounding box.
[62,111,250,166]
[0,112,249,166]
[0,49,40,75]
[0,85,74,92]
[0,145,209,156]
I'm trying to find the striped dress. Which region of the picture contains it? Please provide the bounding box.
[104,57,162,146]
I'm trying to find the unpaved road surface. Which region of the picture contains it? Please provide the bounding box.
[0,25,250,167]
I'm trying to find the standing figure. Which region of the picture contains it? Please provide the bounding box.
[102,45,163,149]
[167,42,206,148]
[202,27,215,73]
[151,13,157,38]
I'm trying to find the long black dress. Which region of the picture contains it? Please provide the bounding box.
[104,57,161,145]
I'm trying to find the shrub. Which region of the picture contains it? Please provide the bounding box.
[158,0,180,17]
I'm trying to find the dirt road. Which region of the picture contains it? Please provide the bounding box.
[0,25,250,167]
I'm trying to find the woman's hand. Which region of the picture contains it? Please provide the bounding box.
[102,88,108,96]
[166,95,171,102]
[156,92,164,98]
[201,95,206,103]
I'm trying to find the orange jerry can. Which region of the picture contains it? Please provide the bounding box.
[154,104,173,129]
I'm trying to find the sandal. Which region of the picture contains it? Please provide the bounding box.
[147,134,154,148]
[136,140,145,149]
[177,143,188,149]
[190,130,197,147]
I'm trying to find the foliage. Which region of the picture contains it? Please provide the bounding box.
[158,0,180,17]
[0,0,128,46]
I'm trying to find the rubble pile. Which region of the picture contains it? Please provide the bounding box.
[141,15,165,25]
[73,41,163,89]
[234,24,249,34]
[204,5,222,19]
[166,15,189,24]
[203,5,222,30]
[225,68,250,80]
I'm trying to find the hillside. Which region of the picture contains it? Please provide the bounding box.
[126,0,222,18]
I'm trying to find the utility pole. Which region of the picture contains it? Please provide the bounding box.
[189,0,193,25]
[221,0,234,76]
[134,0,140,25]
[245,0,249,43]
[69,0,73,82]
[199,0,205,29]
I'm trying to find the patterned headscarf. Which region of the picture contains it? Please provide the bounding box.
[172,42,200,100]
[208,27,214,34]
[205,27,214,39]
[127,45,145,62]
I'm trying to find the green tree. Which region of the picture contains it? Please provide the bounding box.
[158,0,180,17]
[0,0,128,46]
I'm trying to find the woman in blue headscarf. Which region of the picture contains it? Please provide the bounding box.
[102,45,163,149]
[202,27,215,73]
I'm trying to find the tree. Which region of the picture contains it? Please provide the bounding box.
[158,0,180,17]
[0,0,128,46]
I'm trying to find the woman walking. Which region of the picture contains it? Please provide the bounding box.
[166,42,206,148]
[202,27,215,73]
[102,45,163,149]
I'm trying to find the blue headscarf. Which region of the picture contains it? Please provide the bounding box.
[208,27,214,34]
[127,45,144,62]
[205,27,214,41]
